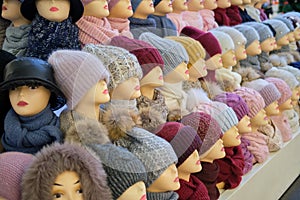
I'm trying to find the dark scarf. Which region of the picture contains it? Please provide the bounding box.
[147,191,179,200]
[214,7,230,26]
[194,161,220,200]
[239,55,260,70]
[2,23,31,57]
[176,175,210,200]
[1,105,62,154]
[148,14,177,37]
[238,7,255,23]
[129,17,156,38]
[26,15,80,60]
[226,5,242,26]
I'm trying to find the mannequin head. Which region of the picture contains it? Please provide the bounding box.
[276,34,290,47]
[35,0,71,22]
[153,0,173,16]
[250,109,268,127]
[235,25,261,56]
[264,100,280,116]
[163,62,189,83]
[177,150,202,176]
[260,37,275,52]
[279,98,293,111]
[188,59,207,80]
[263,19,290,49]
[140,66,164,88]
[187,0,204,11]
[171,0,188,13]
[237,115,252,134]
[235,44,247,61]
[199,139,225,163]
[242,0,251,4]
[110,77,141,100]
[292,87,300,105]
[294,28,300,41]
[230,0,242,5]
[108,0,133,18]
[1,0,31,26]
[221,50,237,68]
[83,0,110,18]
[246,40,261,56]
[222,126,240,147]
[205,54,223,69]
[288,32,296,42]
[216,0,231,8]
[203,0,217,10]
[132,0,155,19]
[118,182,146,200]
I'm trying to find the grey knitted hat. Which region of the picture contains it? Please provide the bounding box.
[83,44,143,90]
[234,24,260,48]
[274,16,295,31]
[115,127,178,188]
[243,78,281,107]
[215,26,247,50]
[244,22,273,43]
[88,143,147,199]
[139,32,189,76]
[210,30,235,54]
[281,66,300,84]
[265,67,299,90]
[263,19,290,41]
[48,50,110,110]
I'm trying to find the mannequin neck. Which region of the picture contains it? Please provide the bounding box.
[254,2,262,8]
[74,103,100,121]
[132,12,149,19]
[250,124,259,132]
[140,85,156,100]
[238,5,245,9]
[152,11,166,16]
[188,74,200,82]
[178,170,191,182]
[200,157,214,163]
[12,17,31,27]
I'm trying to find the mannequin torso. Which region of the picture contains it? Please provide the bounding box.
[140,66,164,100]
[246,40,261,56]
[200,139,226,163]
[118,181,146,200]
[177,150,202,181]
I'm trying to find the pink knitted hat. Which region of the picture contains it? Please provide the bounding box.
[0,152,34,200]
[265,77,292,105]
[233,87,265,118]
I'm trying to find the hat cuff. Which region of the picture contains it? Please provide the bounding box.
[259,84,281,107]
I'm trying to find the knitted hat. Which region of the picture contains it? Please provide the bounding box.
[281,66,300,84]
[233,87,265,118]
[153,0,162,6]
[155,122,203,167]
[88,143,147,199]
[263,19,290,41]
[265,77,292,105]
[234,24,260,48]
[48,50,110,110]
[210,30,235,54]
[265,67,299,90]
[244,22,273,43]
[213,92,250,121]
[108,0,120,9]
[139,32,189,76]
[21,143,112,200]
[181,26,222,58]
[215,26,247,50]
[110,36,164,78]
[131,0,143,12]
[274,16,294,31]
[181,112,223,155]
[83,44,143,90]
[242,79,281,107]
[0,152,34,200]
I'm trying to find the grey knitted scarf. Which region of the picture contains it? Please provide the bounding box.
[147,191,179,200]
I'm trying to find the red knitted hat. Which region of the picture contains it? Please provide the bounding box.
[110,36,164,78]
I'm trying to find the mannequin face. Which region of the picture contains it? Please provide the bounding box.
[222,126,241,147]
[235,44,247,61]
[216,0,231,8]
[292,87,300,104]
[171,0,188,13]
[276,35,290,47]
[264,101,280,116]
[133,0,155,19]
[147,164,180,192]
[237,115,252,134]
[200,139,225,162]
[9,85,51,117]
[154,0,173,16]
[294,28,300,41]
[140,66,164,88]
[187,0,204,11]
[189,58,207,80]
[117,181,146,200]
[246,40,261,56]
[230,0,243,5]
[52,171,83,200]
[83,0,109,18]
[279,98,293,111]
[1,0,25,25]
[205,53,223,70]
[288,32,296,42]
[221,50,237,68]
[163,62,189,83]
[260,38,275,52]
[110,77,141,100]
[203,0,217,10]
[177,150,202,174]
[271,37,278,49]
[108,0,133,18]
[242,0,251,4]
[35,0,70,22]
[250,109,268,127]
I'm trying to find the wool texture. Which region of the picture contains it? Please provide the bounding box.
[283,109,300,134]
[0,18,10,48]
[271,114,292,142]
[147,191,179,200]
[107,17,133,38]
[258,119,283,152]
[240,137,254,175]
[129,17,156,39]
[182,11,204,30]
[245,5,261,22]
[239,7,255,23]
[226,5,242,26]
[199,9,219,31]
[214,8,230,26]
[167,13,188,34]
[148,14,178,37]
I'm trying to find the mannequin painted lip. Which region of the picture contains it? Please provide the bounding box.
[2,5,7,10]
[219,58,222,63]
[221,147,225,151]
[128,5,132,10]
[233,56,236,61]
[135,85,140,90]
[50,7,59,12]
[17,101,28,106]
[102,89,108,94]
[159,75,163,80]
[185,70,189,74]
[140,194,147,200]
[168,2,173,6]
[247,123,251,127]
[196,160,201,165]
[236,135,240,139]
[150,2,154,6]
[104,5,108,9]
[264,116,268,121]
[184,1,188,5]
[174,177,179,182]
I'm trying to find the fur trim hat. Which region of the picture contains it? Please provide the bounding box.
[234,24,260,48]
[21,143,113,200]
[265,77,292,105]
[83,44,143,90]
[263,19,290,41]
[215,26,247,50]
[244,22,274,43]
[265,67,299,90]
[210,30,235,54]
[186,88,212,112]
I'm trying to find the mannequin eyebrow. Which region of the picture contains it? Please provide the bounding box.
[53,180,80,186]
[74,180,80,185]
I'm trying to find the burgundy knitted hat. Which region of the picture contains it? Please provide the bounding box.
[181,112,223,155]
[181,26,222,59]
[265,77,292,105]
[155,122,202,167]
[110,36,164,78]
[214,92,250,121]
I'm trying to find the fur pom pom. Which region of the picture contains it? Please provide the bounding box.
[235,67,262,85]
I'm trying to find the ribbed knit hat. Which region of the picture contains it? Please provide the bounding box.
[88,143,147,199]
[108,0,120,10]
[131,0,143,12]
[48,50,109,110]
[215,26,247,50]
[83,44,143,90]
[265,77,292,105]
[234,24,260,48]
[210,30,235,54]
[181,26,222,58]
[263,19,290,41]
[181,112,223,155]
[233,87,265,118]
[265,67,299,90]
[244,22,274,43]
[110,36,164,78]
[0,152,34,200]
[242,78,281,107]
[139,32,189,76]
[213,92,250,121]
[274,16,294,31]
[155,122,203,167]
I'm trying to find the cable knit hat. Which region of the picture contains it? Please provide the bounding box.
[215,26,247,50]
[181,26,222,58]
[48,50,109,110]
[88,143,147,199]
[139,32,189,76]
[244,22,274,43]
[233,87,265,118]
[108,0,120,9]
[242,79,281,107]
[265,67,299,90]
[21,143,112,200]
[263,19,290,41]
[213,92,250,121]
[265,77,292,105]
[274,16,294,31]
[0,152,34,200]
[234,25,260,48]
[110,36,164,78]
[210,30,235,54]
[155,122,202,167]
[83,44,143,90]
[181,112,223,155]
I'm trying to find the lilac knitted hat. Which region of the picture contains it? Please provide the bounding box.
[265,77,292,105]
[233,87,266,118]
